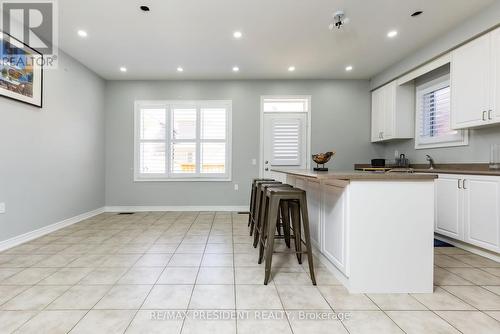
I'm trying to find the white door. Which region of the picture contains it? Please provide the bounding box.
[451,34,491,129]
[262,113,308,180]
[464,177,500,252]
[435,176,464,240]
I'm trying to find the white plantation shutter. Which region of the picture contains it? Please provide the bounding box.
[135,100,231,180]
[139,107,166,174]
[271,118,302,166]
[416,75,467,148]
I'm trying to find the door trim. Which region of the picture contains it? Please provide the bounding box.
[259,95,312,177]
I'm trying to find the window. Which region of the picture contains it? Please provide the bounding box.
[135,100,231,181]
[415,75,468,149]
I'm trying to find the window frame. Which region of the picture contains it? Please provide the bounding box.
[415,75,468,150]
[134,100,232,182]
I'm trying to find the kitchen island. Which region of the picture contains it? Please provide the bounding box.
[273,169,438,293]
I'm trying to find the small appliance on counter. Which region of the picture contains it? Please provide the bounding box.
[395,154,410,168]
[371,158,386,167]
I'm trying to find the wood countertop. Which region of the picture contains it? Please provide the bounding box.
[272,169,438,181]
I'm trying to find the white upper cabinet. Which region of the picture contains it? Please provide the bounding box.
[492,27,500,122]
[451,27,500,129]
[371,81,414,143]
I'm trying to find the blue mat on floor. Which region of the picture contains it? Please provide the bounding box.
[434,239,453,247]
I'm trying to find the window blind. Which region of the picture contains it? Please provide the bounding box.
[420,86,454,139]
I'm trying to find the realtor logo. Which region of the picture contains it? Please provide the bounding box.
[1,0,58,67]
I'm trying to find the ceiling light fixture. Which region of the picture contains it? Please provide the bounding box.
[288,66,296,72]
[77,30,88,38]
[120,67,127,72]
[140,5,150,12]
[345,65,353,72]
[177,67,184,72]
[233,31,242,39]
[387,30,398,38]
[232,66,239,72]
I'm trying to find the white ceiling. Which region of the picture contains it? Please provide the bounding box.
[57,0,495,80]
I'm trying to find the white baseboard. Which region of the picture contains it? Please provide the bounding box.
[104,206,249,213]
[0,207,105,252]
[435,234,500,262]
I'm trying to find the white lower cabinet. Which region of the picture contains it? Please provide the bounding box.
[435,176,463,239]
[464,177,500,252]
[435,174,500,253]
[321,181,348,275]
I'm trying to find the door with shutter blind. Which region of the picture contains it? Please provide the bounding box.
[262,113,307,180]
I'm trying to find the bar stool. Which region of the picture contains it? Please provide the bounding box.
[258,186,316,285]
[252,182,293,248]
[248,178,274,229]
[249,180,282,236]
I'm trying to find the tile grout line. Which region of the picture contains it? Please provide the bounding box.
[178,211,209,334]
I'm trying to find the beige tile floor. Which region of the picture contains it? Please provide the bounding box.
[0,211,499,333]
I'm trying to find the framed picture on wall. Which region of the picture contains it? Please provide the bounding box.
[0,31,43,108]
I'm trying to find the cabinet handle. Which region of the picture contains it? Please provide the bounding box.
[463,179,467,190]
[482,111,487,121]
[488,110,493,120]
[458,179,462,189]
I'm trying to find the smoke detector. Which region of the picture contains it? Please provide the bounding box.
[329,10,350,30]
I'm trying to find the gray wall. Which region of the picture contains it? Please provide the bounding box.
[370,1,500,165]
[0,51,105,243]
[105,80,377,207]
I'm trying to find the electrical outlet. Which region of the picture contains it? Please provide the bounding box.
[234,184,239,191]
[0,203,5,214]
[251,159,257,165]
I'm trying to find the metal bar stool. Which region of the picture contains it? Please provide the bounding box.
[258,186,316,285]
[248,178,274,229]
[253,182,292,248]
[249,180,282,236]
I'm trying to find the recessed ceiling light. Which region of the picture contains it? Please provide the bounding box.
[140,5,150,12]
[77,30,88,38]
[233,31,242,39]
[288,66,296,72]
[345,65,353,72]
[177,67,184,72]
[387,30,398,38]
[119,67,127,72]
[232,66,239,72]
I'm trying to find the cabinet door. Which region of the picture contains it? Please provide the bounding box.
[382,82,396,139]
[435,177,464,240]
[322,183,348,275]
[371,88,384,142]
[491,27,500,123]
[306,180,321,248]
[464,177,500,252]
[451,34,490,129]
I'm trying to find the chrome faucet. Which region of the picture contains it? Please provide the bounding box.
[425,155,435,170]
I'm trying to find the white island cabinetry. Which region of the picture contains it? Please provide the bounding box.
[280,170,436,294]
